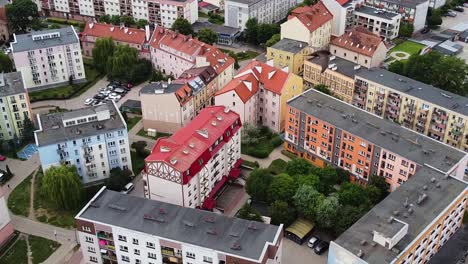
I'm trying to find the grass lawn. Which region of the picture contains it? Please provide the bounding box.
[242,160,259,168]
[126,116,142,131]
[131,151,146,175]
[241,129,283,159]
[33,171,78,229]
[7,173,33,217]
[0,237,28,264]
[29,235,60,264]
[236,50,260,61]
[268,159,287,175]
[137,128,171,140]
[389,41,425,57]
[29,62,102,102]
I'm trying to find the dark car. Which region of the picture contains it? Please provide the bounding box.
[454,6,464,11]
[314,241,329,255]
[94,94,105,100]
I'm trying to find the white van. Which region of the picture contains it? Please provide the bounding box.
[121,182,135,194]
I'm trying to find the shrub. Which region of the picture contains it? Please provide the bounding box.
[247,148,270,158]
[271,135,283,148]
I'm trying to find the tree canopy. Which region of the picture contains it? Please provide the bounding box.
[21,116,35,143]
[41,165,83,210]
[0,53,13,73]
[267,173,296,203]
[293,185,324,220]
[398,23,414,38]
[171,18,194,35]
[237,204,263,222]
[197,28,218,45]
[6,0,39,33]
[106,167,133,191]
[244,18,280,45]
[269,200,296,226]
[266,34,281,47]
[92,37,115,73]
[285,158,312,176]
[246,169,273,202]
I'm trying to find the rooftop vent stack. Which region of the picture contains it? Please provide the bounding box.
[360,240,367,246]
[416,193,427,205]
[387,216,394,223]
[430,177,436,183]
[436,182,441,188]
[423,185,428,190]
[357,250,364,258]
[408,207,414,214]
[404,197,409,208]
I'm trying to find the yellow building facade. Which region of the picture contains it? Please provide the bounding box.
[267,38,309,75]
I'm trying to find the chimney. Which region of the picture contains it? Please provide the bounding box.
[124,28,129,34]
[145,25,150,41]
[89,22,94,29]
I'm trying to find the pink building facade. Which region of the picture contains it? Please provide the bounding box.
[0,186,14,248]
[378,149,418,191]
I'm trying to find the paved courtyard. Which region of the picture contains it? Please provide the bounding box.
[283,238,327,264]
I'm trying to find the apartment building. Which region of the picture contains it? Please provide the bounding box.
[81,22,152,60]
[224,0,297,31]
[0,6,8,42]
[10,26,86,91]
[322,0,359,36]
[35,101,132,185]
[284,89,467,191]
[0,186,14,248]
[349,5,401,40]
[303,56,365,103]
[141,66,219,133]
[0,72,33,141]
[266,38,309,75]
[76,187,283,264]
[47,0,198,28]
[330,26,388,68]
[328,166,467,264]
[215,61,303,133]
[281,1,333,50]
[149,26,235,88]
[143,106,242,210]
[364,0,429,31]
[353,68,468,152]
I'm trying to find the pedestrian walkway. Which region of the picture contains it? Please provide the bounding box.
[241,146,291,168]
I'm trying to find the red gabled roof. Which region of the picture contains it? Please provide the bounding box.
[145,106,240,173]
[288,2,333,33]
[336,0,350,6]
[216,61,290,102]
[150,26,234,74]
[81,22,148,45]
[330,26,384,57]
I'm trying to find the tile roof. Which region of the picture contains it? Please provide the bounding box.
[145,106,241,172]
[330,26,384,57]
[177,66,218,85]
[150,26,234,75]
[288,2,333,33]
[215,61,290,101]
[77,188,282,262]
[81,22,148,45]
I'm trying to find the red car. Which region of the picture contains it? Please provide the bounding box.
[0,155,6,161]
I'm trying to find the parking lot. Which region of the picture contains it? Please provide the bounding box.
[438,6,468,32]
[283,238,327,264]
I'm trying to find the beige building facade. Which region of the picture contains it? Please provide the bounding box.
[267,38,309,75]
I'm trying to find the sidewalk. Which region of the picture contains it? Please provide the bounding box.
[241,146,291,168]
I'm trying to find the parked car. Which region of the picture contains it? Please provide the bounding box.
[121,182,135,194]
[314,241,329,255]
[464,3,468,7]
[114,88,126,95]
[93,94,105,100]
[454,6,464,11]
[0,155,6,161]
[84,98,94,106]
[447,10,458,16]
[307,236,320,248]
[100,90,111,96]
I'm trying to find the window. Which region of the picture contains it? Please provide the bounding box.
[85,236,93,243]
[121,255,130,262]
[148,252,157,259]
[134,249,140,255]
[186,252,195,259]
[82,226,91,232]
[120,245,128,252]
[132,238,139,245]
[87,246,96,253]
[146,242,155,249]
[89,256,98,263]
[203,256,213,263]
[118,235,127,242]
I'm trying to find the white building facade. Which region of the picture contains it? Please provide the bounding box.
[349,6,401,40]
[143,106,242,211]
[10,26,86,91]
[35,101,132,185]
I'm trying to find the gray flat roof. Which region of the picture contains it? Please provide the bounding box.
[35,102,126,146]
[309,56,366,78]
[269,38,308,54]
[374,0,428,8]
[11,26,79,53]
[193,21,240,36]
[226,0,261,5]
[140,82,183,94]
[78,189,281,261]
[334,167,467,263]
[354,5,400,19]
[288,89,466,172]
[356,68,468,116]
[0,72,26,97]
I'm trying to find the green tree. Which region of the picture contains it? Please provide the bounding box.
[92,37,115,73]
[296,174,320,189]
[369,175,389,201]
[110,15,121,25]
[269,200,296,226]
[338,182,370,207]
[121,15,135,26]
[6,0,39,32]
[256,23,280,44]
[267,173,296,203]
[41,165,83,210]
[136,19,148,29]
[388,60,406,75]
[334,205,366,235]
[285,158,312,176]
[430,56,468,96]
[237,204,263,222]
[21,116,35,143]
[107,45,139,82]
[129,59,152,83]
[131,141,148,157]
[426,8,442,29]
[99,14,111,23]
[197,28,218,45]
[314,84,331,95]
[246,169,273,202]
[399,23,414,38]
[106,167,133,191]
[315,195,340,229]
[244,18,259,45]
[365,185,382,205]
[0,53,13,73]
[293,185,324,219]
[171,18,194,35]
[266,34,281,47]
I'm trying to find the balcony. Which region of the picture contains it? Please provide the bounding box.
[451,128,462,136]
[97,231,113,241]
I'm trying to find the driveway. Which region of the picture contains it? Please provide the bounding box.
[437,8,468,32]
[282,238,327,264]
